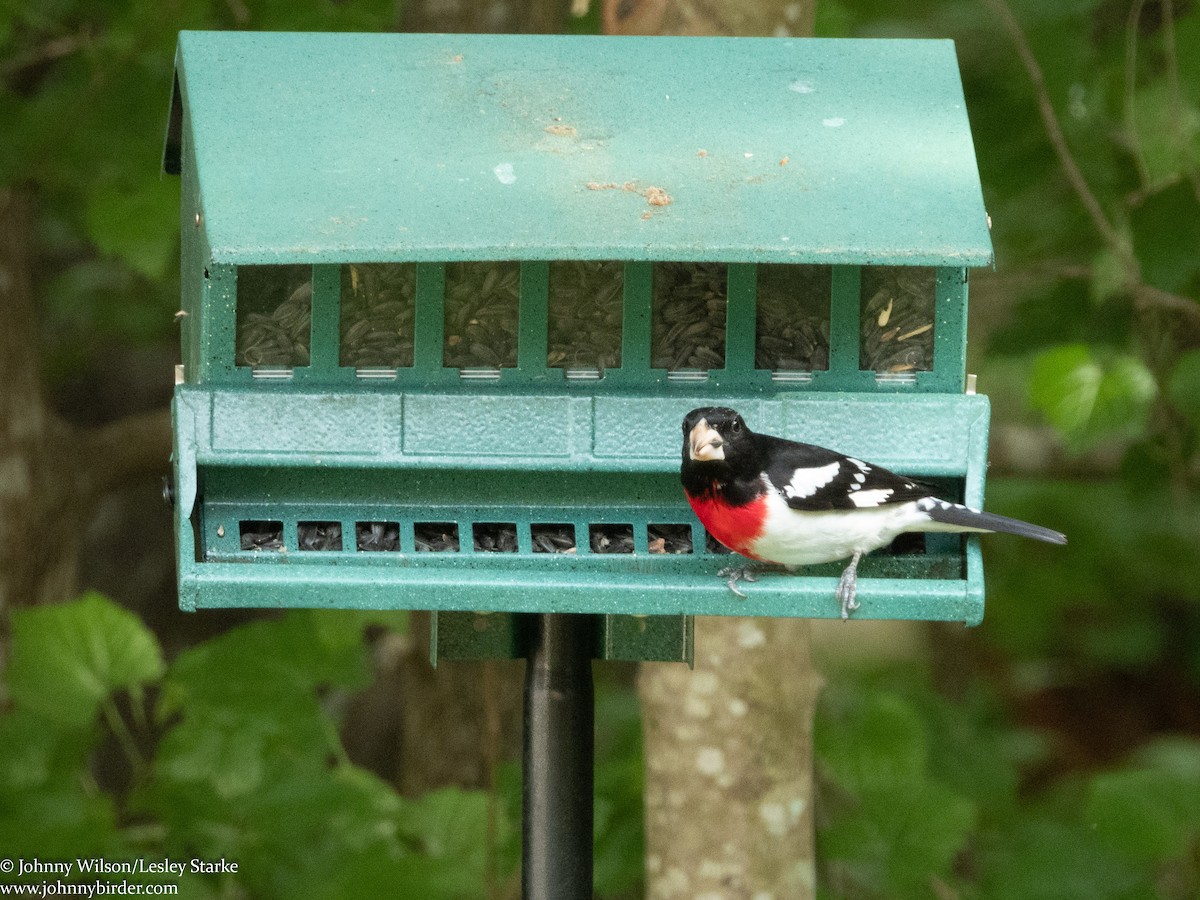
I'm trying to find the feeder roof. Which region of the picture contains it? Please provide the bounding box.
[165,31,994,267]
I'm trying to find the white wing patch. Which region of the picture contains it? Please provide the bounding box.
[917,497,957,512]
[846,457,872,487]
[782,461,841,499]
[848,488,894,508]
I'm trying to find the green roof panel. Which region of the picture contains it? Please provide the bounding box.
[168,31,993,267]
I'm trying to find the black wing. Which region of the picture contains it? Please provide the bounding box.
[756,434,933,512]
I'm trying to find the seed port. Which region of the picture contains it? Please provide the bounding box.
[590,524,635,554]
[298,521,343,551]
[882,532,927,556]
[356,521,400,552]
[648,524,693,554]
[532,524,577,554]
[704,531,732,555]
[415,522,460,552]
[240,520,284,551]
[473,522,519,553]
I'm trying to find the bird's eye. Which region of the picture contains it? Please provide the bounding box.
[730,418,742,435]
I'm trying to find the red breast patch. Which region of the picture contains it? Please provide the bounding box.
[686,491,768,560]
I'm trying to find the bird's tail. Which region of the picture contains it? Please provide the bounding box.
[916,498,1067,544]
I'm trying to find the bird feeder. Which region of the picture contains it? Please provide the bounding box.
[164,31,994,647]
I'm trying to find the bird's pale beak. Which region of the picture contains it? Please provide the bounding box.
[688,419,725,462]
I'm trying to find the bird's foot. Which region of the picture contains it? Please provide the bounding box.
[718,564,759,599]
[835,551,863,620]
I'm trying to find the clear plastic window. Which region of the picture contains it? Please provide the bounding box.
[547,261,623,370]
[235,265,312,368]
[860,266,935,374]
[651,262,727,370]
[443,261,520,368]
[755,264,831,372]
[340,263,416,369]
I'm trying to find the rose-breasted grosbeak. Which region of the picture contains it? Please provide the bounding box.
[681,406,1066,619]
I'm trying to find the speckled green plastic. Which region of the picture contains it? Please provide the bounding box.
[166,32,995,630]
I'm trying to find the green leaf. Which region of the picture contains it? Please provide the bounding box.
[1085,767,1200,862]
[162,610,372,719]
[1130,181,1200,294]
[1089,248,1132,305]
[822,778,976,890]
[1167,349,1200,427]
[817,693,929,794]
[0,710,94,794]
[7,592,165,728]
[0,782,120,863]
[1128,83,1200,190]
[84,180,180,281]
[1028,344,1157,451]
[1133,737,1200,783]
[980,818,1146,900]
[155,712,274,799]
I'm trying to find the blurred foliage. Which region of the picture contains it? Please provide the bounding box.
[0,0,398,379]
[808,2,1200,895]
[816,0,1200,475]
[0,595,643,898]
[816,672,1200,899]
[4,0,1200,898]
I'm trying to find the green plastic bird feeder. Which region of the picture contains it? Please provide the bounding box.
[165,31,996,660]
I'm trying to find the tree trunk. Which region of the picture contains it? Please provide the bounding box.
[0,186,79,617]
[0,186,172,626]
[639,618,822,898]
[401,0,570,33]
[604,0,816,37]
[603,3,824,897]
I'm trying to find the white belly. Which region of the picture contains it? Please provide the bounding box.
[747,493,933,566]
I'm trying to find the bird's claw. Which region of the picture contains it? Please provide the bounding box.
[836,582,860,620]
[719,565,758,599]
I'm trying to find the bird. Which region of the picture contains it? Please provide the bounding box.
[680,406,1066,619]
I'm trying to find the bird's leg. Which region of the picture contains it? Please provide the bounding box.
[836,550,863,620]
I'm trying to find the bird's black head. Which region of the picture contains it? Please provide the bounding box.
[681,407,756,470]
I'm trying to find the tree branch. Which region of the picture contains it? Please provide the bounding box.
[1159,0,1200,204]
[1051,263,1200,330]
[1124,0,1152,188]
[74,407,173,502]
[983,0,1131,262]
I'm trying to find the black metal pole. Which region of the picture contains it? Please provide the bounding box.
[522,613,595,900]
